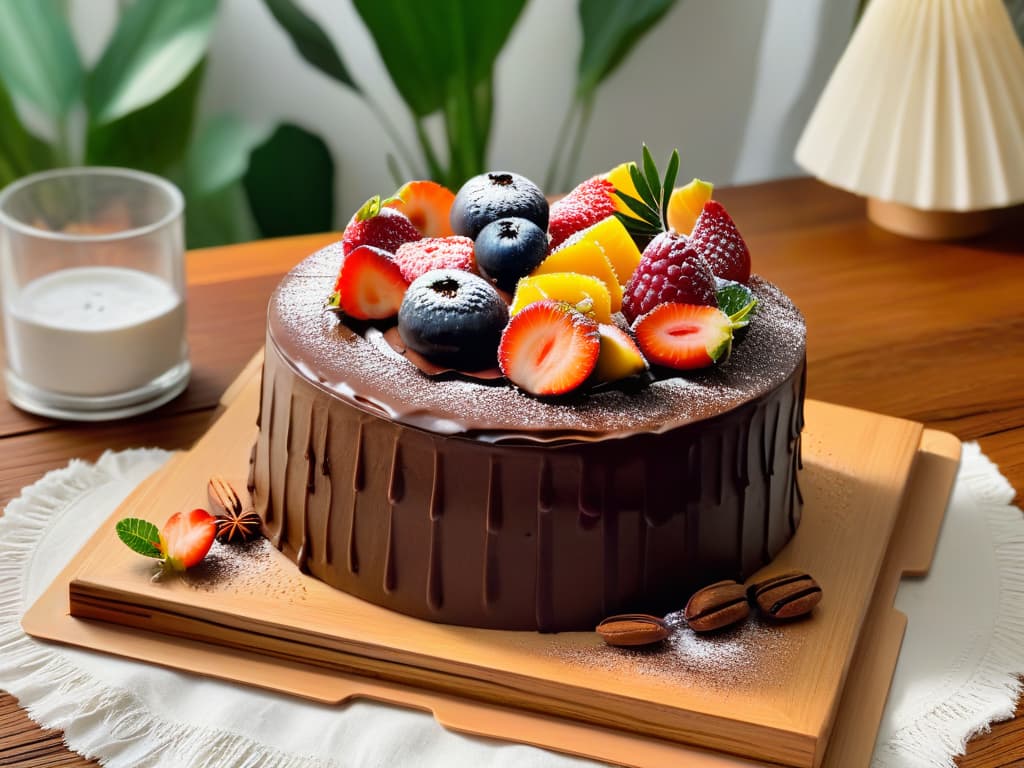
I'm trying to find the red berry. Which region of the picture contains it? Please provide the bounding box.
[498,300,600,396]
[688,200,751,284]
[342,196,421,256]
[621,232,717,324]
[335,245,410,320]
[548,176,617,249]
[393,236,476,283]
[633,303,733,370]
[159,509,217,571]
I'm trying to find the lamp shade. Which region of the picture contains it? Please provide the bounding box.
[795,0,1024,213]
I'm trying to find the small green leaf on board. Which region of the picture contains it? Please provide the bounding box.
[116,518,163,559]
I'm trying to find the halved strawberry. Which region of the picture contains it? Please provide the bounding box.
[386,180,456,237]
[632,303,734,370]
[335,245,410,320]
[498,300,600,396]
[159,509,217,571]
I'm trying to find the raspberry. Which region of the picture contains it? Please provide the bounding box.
[393,236,476,283]
[621,232,717,324]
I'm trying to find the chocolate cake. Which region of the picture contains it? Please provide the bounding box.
[250,242,806,631]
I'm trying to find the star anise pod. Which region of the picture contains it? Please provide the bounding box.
[215,508,263,544]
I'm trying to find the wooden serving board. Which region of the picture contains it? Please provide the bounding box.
[23,357,960,768]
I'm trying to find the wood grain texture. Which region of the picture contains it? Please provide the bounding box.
[1,179,1022,766]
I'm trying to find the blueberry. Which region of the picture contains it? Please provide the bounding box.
[475,217,549,293]
[398,269,510,371]
[450,172,548,240]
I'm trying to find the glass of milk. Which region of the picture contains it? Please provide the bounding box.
[0,168,189,420]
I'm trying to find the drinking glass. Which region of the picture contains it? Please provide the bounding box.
[0,167,189,421]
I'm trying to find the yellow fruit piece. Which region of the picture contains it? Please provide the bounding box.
[604,162,643,221]
[667,178,714,235]
[577,215,642,285]
[533,239,623,312]
[510,272,612,324]
[594,324,648,382]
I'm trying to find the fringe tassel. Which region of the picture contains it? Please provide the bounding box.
[0,450,334,768]
[873,442,1024,768]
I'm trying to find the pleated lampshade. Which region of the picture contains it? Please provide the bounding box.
[795,0,1024,238]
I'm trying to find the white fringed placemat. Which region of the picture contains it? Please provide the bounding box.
[0,444,1021,768]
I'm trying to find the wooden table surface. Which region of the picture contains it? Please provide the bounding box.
[1,178,1021,767]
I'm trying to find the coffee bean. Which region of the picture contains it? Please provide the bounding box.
[684,580,750,632]
[596,614,670,646]
[747,570,822,620]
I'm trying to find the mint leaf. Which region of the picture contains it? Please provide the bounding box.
[116,518,163,559]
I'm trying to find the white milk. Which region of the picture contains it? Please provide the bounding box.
[5,266,186,396]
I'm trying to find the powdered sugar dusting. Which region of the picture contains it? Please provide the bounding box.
[544,612,801,696]
[268,242,806,440]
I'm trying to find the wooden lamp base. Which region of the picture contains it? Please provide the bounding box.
[867,197,996,240]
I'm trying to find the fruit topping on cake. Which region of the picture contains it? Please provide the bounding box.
[342,195,422,256]
[594,323,648,382]
[511,272,613,324]
[609,145,679,243]
[667,178,714,235]
[393,236,476,282]
[689,200,751,284]
[160,509,218,571]
[604,162,644,223]
[572,215,643,284]
[632,303,736,371]
[533,237,623,312]
[330,245,410,320]
[622,232,717,324]
[498,300,600,396]
[451,172,549,239]
[475,217,549,292]
[398,269,509,371]
[386,180,455,237]
[548,176,617,249]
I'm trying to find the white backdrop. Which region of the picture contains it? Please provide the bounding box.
[72,0,858,221]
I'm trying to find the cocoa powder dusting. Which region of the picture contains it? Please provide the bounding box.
[182,538,308,603]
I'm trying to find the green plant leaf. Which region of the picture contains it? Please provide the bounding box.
[715,279,758,324]
[88,0,219,125]
[1007,0,1024,43]
[660,149,679,229]
[0,0,81,117]
[613,189,662,228]
[576,0,676,98]
[185,114,271,198]
[353,0,526,117]
[0,78,55,186]
[627,162,658,210]
[185,181,260,248]
[243,123,335,238]
[262,0,358,90]
[641,145,662,208]
[86,61,205,174]
[116,518,163,559]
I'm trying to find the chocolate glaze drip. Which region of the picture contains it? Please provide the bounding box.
[252,247,808,631]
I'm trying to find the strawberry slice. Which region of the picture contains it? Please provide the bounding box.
[632,303,734,370]
[335,245,410,320]
[498,300,600,396]
[386,180,456,237]
[159,509,217,571]
[689,200,751,284]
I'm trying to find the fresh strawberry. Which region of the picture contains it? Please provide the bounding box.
[393,236,476,283]
[159,509,217,571]
[498,300,600,396]
[548,176,617,249]
[386,180,456,237]
[633,303,734,370]
[334,245,410,320]
[688,200,751,284]
[342,195,421,256]
[621,232,717,323]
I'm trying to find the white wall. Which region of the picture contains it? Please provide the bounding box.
[74,0,859,223]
